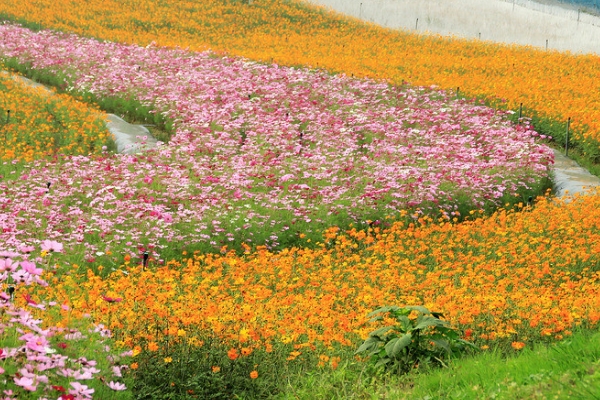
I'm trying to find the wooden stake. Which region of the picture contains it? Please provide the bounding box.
[565,117,571,157]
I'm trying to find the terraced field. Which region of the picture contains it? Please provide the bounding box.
[0,1,599,398]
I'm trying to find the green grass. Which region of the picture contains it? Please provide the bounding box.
[277,329,600,399]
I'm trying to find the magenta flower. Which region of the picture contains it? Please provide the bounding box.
[22,293,38,306]
[101,295,122,303]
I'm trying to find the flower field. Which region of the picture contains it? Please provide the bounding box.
[0,24,552,264]
[0,71,112,161]
[27,194,600,351]
[0,0,599,398]
[0,0,599,157]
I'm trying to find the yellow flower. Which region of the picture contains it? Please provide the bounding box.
[164,357,173,363]
[132,345,142,357]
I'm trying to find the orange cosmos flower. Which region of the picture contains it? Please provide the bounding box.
[227,348,239,361]
[511,341,526,350]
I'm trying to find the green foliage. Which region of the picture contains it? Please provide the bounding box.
[278,329,600,399]
[407,329,600,399]
[130,336,297,400]
[355,305,476,374]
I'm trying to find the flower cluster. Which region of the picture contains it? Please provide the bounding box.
[0,0,596,153]
[0,245,129,398]
[0,71,111,161]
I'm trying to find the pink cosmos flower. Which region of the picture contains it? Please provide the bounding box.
[22,293,38,306]
[21,261,43,275]
[21,332,50,352]
[0,258,16,272]
[18,245,35,253]
[112,365,123,377]
[11,269,32,285]
[69,382,94,399]
[101,295,122,303]
[107,381,127,391]
[40,240,63,253]
[14,376,36,391]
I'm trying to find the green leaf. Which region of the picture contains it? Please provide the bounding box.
[375,358,391,368]
[355,337,381,355]
[431,338,451,353]
[368,315,384,323]
[367,305,400,317]
[436,326,459,339]
[398,315,411,331]
[405,305,431,315]
[369,325,394,338]
[413,316,449,331]
[385,333,412,358]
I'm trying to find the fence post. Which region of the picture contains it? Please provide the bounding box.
[565,117,571,157]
